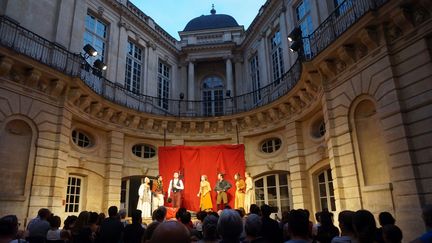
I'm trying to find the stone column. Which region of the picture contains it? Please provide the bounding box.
[103,131,124,212]
[279,7,291,70]
[187,60,195,110]
[225,57,234,95]
[115,25,128,87]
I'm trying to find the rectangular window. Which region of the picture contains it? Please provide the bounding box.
[125,41,144,94]
[157,61,170,110]
[250,54,261,104]
[65,176,82,213]
[317,169,336,211]
[269,30,284,85]
[296,0,313,57]
[84,13,107,65]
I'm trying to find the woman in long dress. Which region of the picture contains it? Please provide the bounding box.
[234,173,245,209]
[137,177,152,218]
[197,175,213,211]
[244,172,255,214]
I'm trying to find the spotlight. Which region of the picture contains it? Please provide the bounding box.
[289,40,303,52]
[83,44,97,57]
[287,27,302,42]
[179,92,184,100]
[94,59,107,70]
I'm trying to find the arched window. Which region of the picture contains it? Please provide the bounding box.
[71,130,93,148]
[202,76,224,116]
[316,168,336,211]
[132,144,156,158]
[254,173,291,216]
[261,138,282,153]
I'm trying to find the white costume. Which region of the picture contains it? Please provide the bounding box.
[137,182,152,218]
[244,176,256,214]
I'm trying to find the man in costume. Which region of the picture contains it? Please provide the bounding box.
[168,171,184,208]
[214,173,232,210]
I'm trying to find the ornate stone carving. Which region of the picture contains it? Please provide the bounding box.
[391,6,414,33]
[359,27,378,51]
[0,57,13,76]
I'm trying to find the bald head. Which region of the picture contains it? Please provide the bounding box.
[151,220,190,243]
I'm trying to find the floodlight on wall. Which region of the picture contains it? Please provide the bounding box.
[83,44,97,57]
[289,40,303,52]
[94,59,107,71]
[287,27,302,42]
[179,92,185,100]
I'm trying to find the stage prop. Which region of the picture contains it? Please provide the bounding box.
[158,144,246,212]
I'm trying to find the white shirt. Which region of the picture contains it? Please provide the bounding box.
[168,178,184,196]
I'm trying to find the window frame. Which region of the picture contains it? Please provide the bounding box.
[316,168,336,211]
[260,137,282,153]
[132,144,157,159]
[295,0,313,57]
[249,54,261,104]
[83,12,108,65]
[125,40,144,94]
[65,176,83,213]
[71,130,93,148]
[254,173,292,218]
[157,61,171,110]
[202,75,225,116]
[269,30,285,85]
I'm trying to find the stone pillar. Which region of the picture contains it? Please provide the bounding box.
[115,26,128,87]
[103,131,124,212]
[226,57,234,95]
[279,7,291,70]
[187,60,195,110]
[286,122,312,210]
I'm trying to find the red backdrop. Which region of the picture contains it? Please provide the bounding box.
[158,144,246,212]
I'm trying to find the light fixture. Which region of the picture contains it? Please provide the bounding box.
[289,40,303,52]
[287,27,302,42]
[94,59,107,71]
[83,44,97,57]
[179,92,185,100]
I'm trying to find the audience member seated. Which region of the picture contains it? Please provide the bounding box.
[0,215,27,243]
[71,211,92,243]
[46,215,62,241]
[249,204,261,216]
[150,221,190,243]
[197,214,219,243]
[315,211,339,243]
[179,211,201,241]
[98,206,124,243]
[382,225,402,243]
[284,209,311,243]
[376,212,396,243]
[194,211,208,233]
[152,206,167,223]
[217,209,243,243]
[312,212,321,237]
[353,210,378,243]
[260,204,282,243]
[331,210,357,243]
[244,214,267,243]
[119,209,128,227]
[143,221,160,243]
[27,208,51,242]
[410,204,432,243]
[123,210,145,243]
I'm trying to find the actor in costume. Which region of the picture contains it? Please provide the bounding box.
[214,173,232,210]
[152,175,164,209]
[244,171,256,214]
[197,175,213,211]
[168,171,184,208]
[137,177,152,218]
[234,173,246,209]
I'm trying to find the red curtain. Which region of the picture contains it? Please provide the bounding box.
[158,144,246,212]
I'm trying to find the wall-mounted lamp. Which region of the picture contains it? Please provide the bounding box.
[179,92,185,100]
[83,44,97,57]
[94,59,107,71]
[287,27,303,53]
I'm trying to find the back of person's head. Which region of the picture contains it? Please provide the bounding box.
[151,220,190,243]
[48,215,61,228]
[108,206,118,218]
[353,210,377,243]
[196,211,207,222]
[303,209,311,220]
[320,211,334,228]
[97,213,105,225]
[235,208,245,218]
[202,215,218,240]
[260,204,272,218]
[153,206,167,222]
[88,212,99,225]
[422,204,432,228]
[249,204,261,216]
[73,211,90,232]
[379,212,395,226]
[217,209,243,241]
[180,211,192,225]
[131,210,142,224]
[176,207,187,220]
[144,221,160,241]
[118,209,127,219]
[315,211,321,222]
[63,215,78,230]
[288,209,309,238]
[382,225,402,243]
[245,214,262,238]
[338,210,355,233]
[0,215,18,239]
[37,208,51,220]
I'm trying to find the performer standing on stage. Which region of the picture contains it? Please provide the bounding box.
[152,175,164,209]
[137,177,152,218]
[234,173,246,209]
[214,173,232,210]
[244,171,255,214]
[197,175,213,211]
[168,171,184,208]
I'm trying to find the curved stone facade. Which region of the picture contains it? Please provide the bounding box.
[0,0,431,240]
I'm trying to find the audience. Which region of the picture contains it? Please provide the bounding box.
[244,214,267,243]
[285,209,310,243]
[71,211,92,243]
[119,209,128,227]
[150,221,190,243]
[27,208,51,240]
[353,210,378,243]
[331,210,356,243]
[376,212,396,243]
[315,210,340,243]
[46,215,62,241]
[382,225,402,243]
[0,215,23,243]
[143,221,160,243]
[98,206,123,243]
[249,204,261,216]
[123,210,145,243]
[152,206,167,223]
[198,214,219,243]
[260,204,282,242]
[217,209,243,243]
[410,204,432,243]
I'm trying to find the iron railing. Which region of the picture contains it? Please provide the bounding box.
[0,0,389,117]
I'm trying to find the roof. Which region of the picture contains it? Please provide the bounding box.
[183,8,239,32]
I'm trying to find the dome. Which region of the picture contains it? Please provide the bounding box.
[183,7,239,32]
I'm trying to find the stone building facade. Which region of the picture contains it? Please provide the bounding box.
[0,0,431,240]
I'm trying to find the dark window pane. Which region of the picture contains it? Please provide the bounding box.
[267,175,276,187]
[255,178,263,188]
[279,174,288,185]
